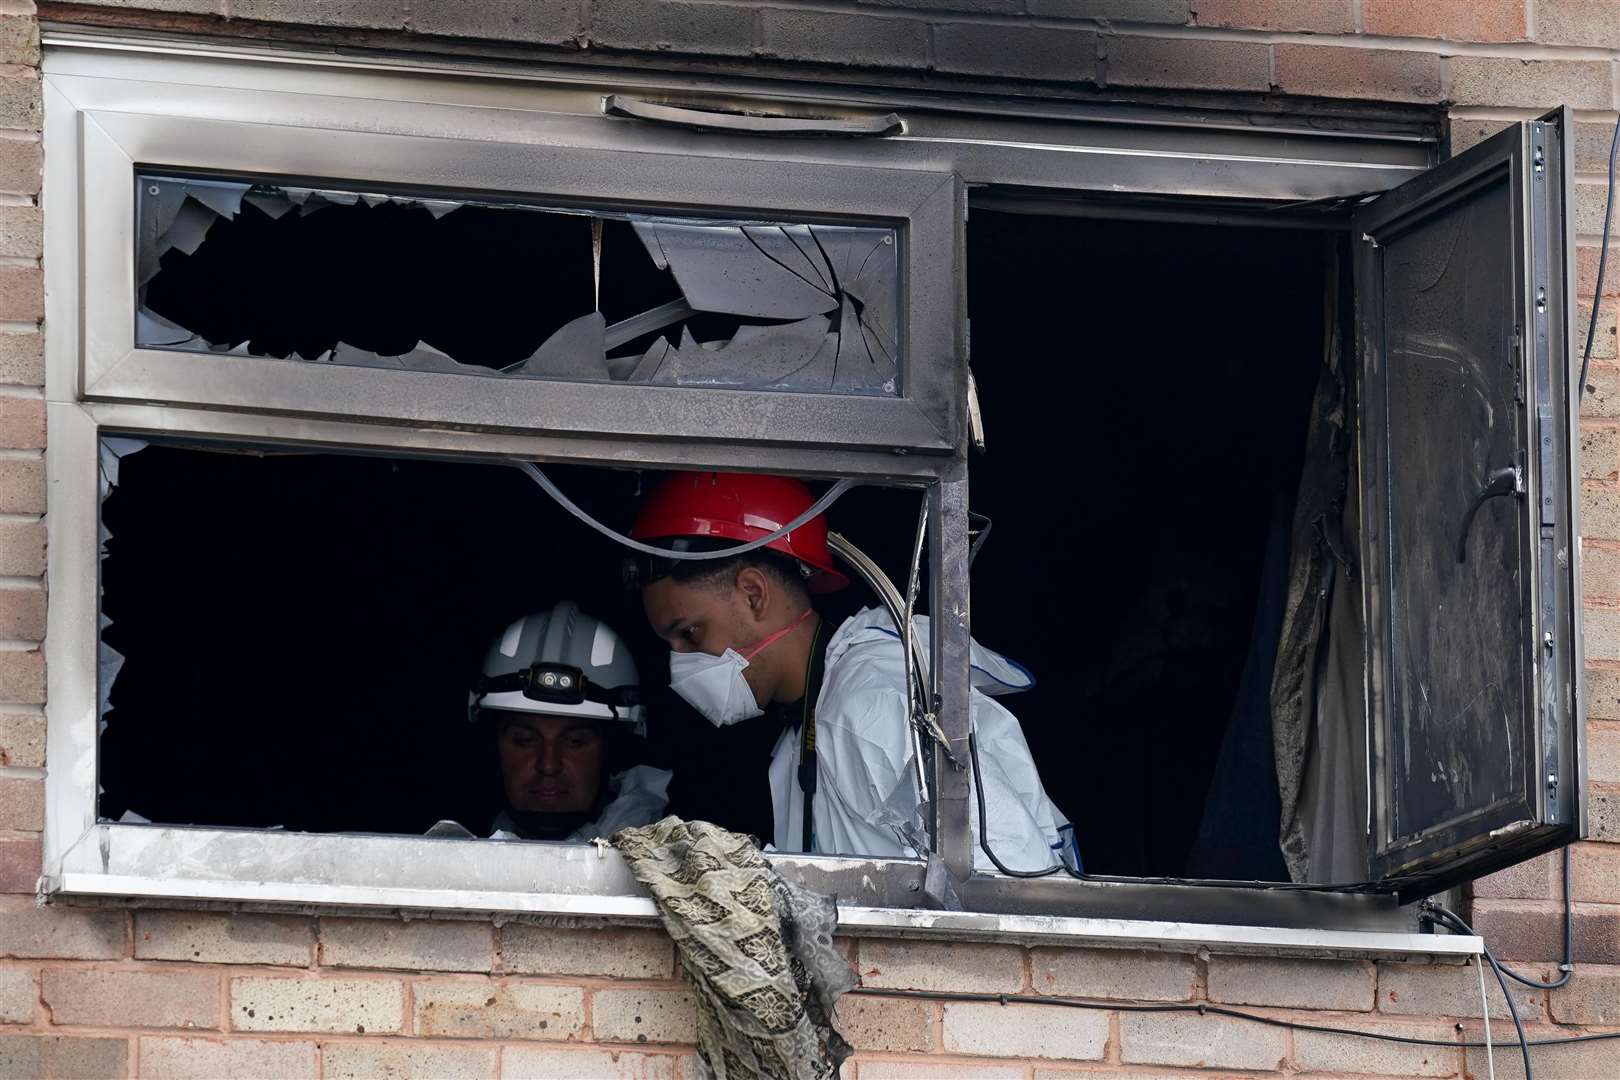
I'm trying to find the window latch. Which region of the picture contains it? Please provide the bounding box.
[1456,465,1523,563]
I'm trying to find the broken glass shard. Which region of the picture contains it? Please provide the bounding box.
[633,221,841,319]
[136,171,902,397]
[505,312,609,381]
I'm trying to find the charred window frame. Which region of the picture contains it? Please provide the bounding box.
[42,45,975,920]
[38,37,1530,951]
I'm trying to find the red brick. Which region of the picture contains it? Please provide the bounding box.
[43,966,218,1029]
[0,266,40,322]
[1473,850,1559,900]
[1365,0,1527,41]
[1473,899,1620,963]
[0,521,40,578]
[932,22,1097,83]
[1029,0,1188,21]
[0,137,37,196]
[229,1,407,31]
[590,0,752,57]
[1578,180,1614,236]
[1539,0,1620,50]
[1595,787,1620,842]
[0,455,41,513]
[1549,962,1620,1024]
[1574,119,1620,175]
[1584,423,1620,479]
[1275,44,1442,102]
[833,994,935,1054]
[0,69,38,131]
[1103,35,1270,92]
[1582,481,1620,539]
[0,967,31,1023]
[0,203,35,259]
[1469,900,1565,962]
[0,708,42,767]
[321,1040,495,1080]
[0,648,42,702]
[136,910,314,966]
[0,901,126,960]
[0,835,39,892]
[1448,56,1614,110]
[0,586,44,641]
[1579,298,1620,364]
[1578,246,1620,300]
[138,1036,318,1080]
[1589,723,1620,783]
[0,1035,127,1079]
[0,17,36,68]
[0,776,40,830]
[0,332,39,386]
[1589,667,1620,719]
[1573,841,1620,903]
[860,940,1023,994]
[1193,0,1353,33]
[1589,547,1620,601]
[1450,117,1512,159]
[1379,959,1545,1021]
[757,8,928,69]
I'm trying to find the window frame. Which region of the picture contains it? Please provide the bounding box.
[41,35,1489,950]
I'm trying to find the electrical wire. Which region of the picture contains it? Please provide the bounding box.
[1579,112,1620,399]
[1426,904,1535,1079]
[1478,949,1497,1080]
[847,986,1620,1052]
[512,461,857,561]
[1493,846,1574,991]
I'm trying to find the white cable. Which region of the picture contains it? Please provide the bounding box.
[1478,954,1496,1080]
[512,461,857,560]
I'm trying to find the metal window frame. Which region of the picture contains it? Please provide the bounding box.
[39,38,1480,953]
[75,120,961,456]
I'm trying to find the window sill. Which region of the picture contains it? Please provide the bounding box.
[46,825,1479,962]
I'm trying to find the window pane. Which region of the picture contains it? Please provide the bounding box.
[1379,178,1527,841]
[135,174,901,397]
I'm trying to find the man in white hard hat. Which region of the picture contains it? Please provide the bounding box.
[469,601,671,842]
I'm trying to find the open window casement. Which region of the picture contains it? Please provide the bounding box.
[1356,108,1584,900]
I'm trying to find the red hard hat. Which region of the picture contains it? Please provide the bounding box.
[631,472,850,593]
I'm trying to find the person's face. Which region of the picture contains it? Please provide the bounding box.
[496,713,605,814]
[642,568,782,706]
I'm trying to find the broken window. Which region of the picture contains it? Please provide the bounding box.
[97,444,936,844]
[136,174,901,397]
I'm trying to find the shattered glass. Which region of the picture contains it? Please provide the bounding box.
[135,174,901,397]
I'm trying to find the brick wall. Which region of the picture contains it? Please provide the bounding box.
[3,0,1620,1076]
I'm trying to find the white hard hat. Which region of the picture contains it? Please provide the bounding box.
[469,601,644,729]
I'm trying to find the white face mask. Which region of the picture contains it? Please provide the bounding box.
[669,648,762,727]
[669,609,813,728]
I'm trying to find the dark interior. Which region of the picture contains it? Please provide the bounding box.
[965,209,1324,879]
[102,206,1325,880]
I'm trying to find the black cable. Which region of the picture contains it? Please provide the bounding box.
[1493,846,1574,991]
[969,731,1068,878]
[1426,904,1536,1078]
[1579,112,1620,399]
[848,986,1620,1052]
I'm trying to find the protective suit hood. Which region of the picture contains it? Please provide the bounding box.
[822,607,1037,697]
[491,764,673,843]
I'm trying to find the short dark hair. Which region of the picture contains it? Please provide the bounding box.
[627,540,812,602]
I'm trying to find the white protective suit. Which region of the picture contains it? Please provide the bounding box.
[767,607,1078,873]
[491,764,673,843]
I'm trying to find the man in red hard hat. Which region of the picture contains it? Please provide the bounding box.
[629,471,1077,871]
